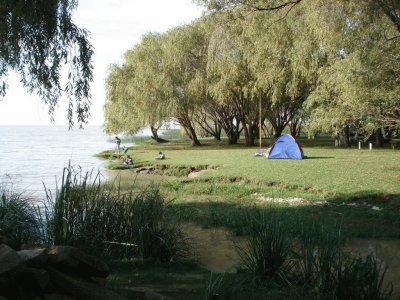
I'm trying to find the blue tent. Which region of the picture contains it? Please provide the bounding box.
[267,134,304,160]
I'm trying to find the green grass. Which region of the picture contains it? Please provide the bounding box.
[3,133,399,299]
[100,137,400,236]
[123,146,400,198]
[96,137,400,299]
[107,259,210,300]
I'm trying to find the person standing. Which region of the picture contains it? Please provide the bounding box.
[115,136,121,155]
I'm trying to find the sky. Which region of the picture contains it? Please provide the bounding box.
[0,0,204,126]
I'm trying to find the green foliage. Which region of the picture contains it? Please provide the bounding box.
[106,0,400,141]
[0,0,93,127]
[294,225,393,299]
[127,142,400,197]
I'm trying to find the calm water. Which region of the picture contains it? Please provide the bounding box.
[0,125,115,200]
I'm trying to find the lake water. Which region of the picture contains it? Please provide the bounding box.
[0,125,117,200]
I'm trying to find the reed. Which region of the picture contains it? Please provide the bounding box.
[0,187,42,245]
[232,209,393,299]
[234,209,293,282]
[333,253,393,300]
[42,165,186,261]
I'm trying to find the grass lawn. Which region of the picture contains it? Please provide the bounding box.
[98,136,400,299]
[99,137,400,237]
[101,136,400,199]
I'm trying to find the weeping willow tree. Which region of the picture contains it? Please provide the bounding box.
[242,2,329,138]
[104,0,399,145]
[207,13,259,146]
[205,3,327,143]
[105,21,211,146]
[160,21,212,146]
[104,33,172,141]
[0,0,93,127]
[198,0,400,140]
[104,64,144,135]
[306,1,400,146]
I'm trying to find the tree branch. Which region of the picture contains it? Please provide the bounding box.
[239,0,302,12]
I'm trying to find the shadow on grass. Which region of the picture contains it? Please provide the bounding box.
[105,189,400,300]
[303,156,335,159]
[167,190,400,239]
[114,190,400,300]
[107,260,209,300]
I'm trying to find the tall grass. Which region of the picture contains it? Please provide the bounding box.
[0,187,42,246]
[41,165,188,261]
[232,207,393,299]
[334,253,393,299]
[235,209,293,283]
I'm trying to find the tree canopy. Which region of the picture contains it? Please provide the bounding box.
[105,0,400,147]
[0,0,93,127]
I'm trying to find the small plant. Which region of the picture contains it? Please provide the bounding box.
[293,223,343,288]
[204,272,225,300]
[334,252,393,300]
[234,209,293,283]
[293,223,393,299]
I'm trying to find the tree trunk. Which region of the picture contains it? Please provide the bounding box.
[187,125,201,146]
[150,125,168,143]
[338,125,351,148]
[375,128,384,147]
[220,116,241,144]
[383,127,393,143]
[290,120,302,138]
[178,115,202,147]
[273,127,285,138]
[194,112,222,140]
[242,120,255,146]
[182,123,201,146]
[226,129,241,144]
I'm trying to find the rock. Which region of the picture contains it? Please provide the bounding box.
[135,167,146,173]
[43,294,77,300]
[18,248,48,266]
[49,267,128,300]
[3,266,50,300]
[47,246,109,278]
[0,244,23,276]
[23,267,50,290]
[144,291,174,300]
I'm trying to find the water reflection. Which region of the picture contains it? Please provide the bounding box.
[346,238,400,298]
[181,223,242,273]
